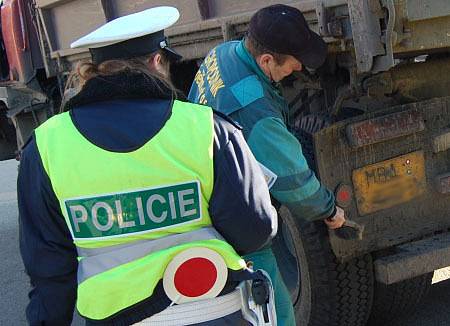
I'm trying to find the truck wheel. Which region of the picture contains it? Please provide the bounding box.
[367,272,433,325]
[0,105,17,161]
[272,206,374,326]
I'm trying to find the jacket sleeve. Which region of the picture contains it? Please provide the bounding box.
[18,137,77,326]
[246,116,336,222]
[209,114,277,255]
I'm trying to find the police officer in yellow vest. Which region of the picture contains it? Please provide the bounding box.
[17,7,277,325]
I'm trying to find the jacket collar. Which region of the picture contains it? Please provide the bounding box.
[235,40,271,86]
[235,40,290,123]
[235,40,284,97]
[63,71,182,110]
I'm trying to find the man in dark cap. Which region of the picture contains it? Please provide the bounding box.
[189,4,346,325]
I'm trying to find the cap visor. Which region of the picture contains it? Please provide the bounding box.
[163,47,182,61]
[295,32,328,69]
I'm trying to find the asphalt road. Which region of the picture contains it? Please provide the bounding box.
[1,159,450,326]
[0,159,82,326]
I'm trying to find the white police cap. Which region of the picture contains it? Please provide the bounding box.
[71,6,182,64]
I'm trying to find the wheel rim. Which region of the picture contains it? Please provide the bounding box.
[272,207,313,324]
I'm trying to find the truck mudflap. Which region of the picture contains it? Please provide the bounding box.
[374,231,450,284]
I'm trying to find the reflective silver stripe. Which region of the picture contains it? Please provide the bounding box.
[77,227,224,283]
[133,289,242,325]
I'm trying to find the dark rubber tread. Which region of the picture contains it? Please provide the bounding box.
[299,219,374,326]
[277,209,374,326]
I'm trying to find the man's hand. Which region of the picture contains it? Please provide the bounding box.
[324,206,345,229]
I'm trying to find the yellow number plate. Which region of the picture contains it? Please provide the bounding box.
[352,151,426,215]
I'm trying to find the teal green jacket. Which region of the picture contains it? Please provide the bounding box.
[188,40,335,222]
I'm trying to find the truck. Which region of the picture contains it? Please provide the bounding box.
[1,0,449,325]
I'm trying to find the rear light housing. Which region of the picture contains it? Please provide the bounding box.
[335,183,353,208]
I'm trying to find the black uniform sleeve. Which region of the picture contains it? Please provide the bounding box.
[18,136,77,326]
[209,114,277,255]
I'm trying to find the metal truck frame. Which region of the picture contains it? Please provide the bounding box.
[0,1,449,325]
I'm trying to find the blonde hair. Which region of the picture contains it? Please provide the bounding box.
[61,51,177,111]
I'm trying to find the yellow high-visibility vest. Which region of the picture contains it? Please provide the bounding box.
[35,100,246,320]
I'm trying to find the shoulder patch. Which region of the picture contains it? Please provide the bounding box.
[230,75,264,108]
[213,110,242,130]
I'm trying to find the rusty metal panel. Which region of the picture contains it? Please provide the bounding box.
[110,0,304,24]
[432,129,450,153]
[352,151,426,215]
[374,232,450,284]
[406,0,450,22]
[346,110,425,148]
[347,0,385,73]
[109,0,202,25]
[314,97,450,261]
[210,0,298,18]
[31,0,450,74]
[34,0,349,65]
[394,0,450,56]
[394,16,450,55]
[35,0,70,7]
[37,0,108,52]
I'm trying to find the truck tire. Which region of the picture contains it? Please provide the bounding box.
[0,105,17,160]
[367,272,433,325]
[272,207,374,326]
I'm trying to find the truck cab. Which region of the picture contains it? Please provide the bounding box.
[0,0,56,160]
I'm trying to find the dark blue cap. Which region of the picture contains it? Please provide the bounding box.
[248,4,327,69]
